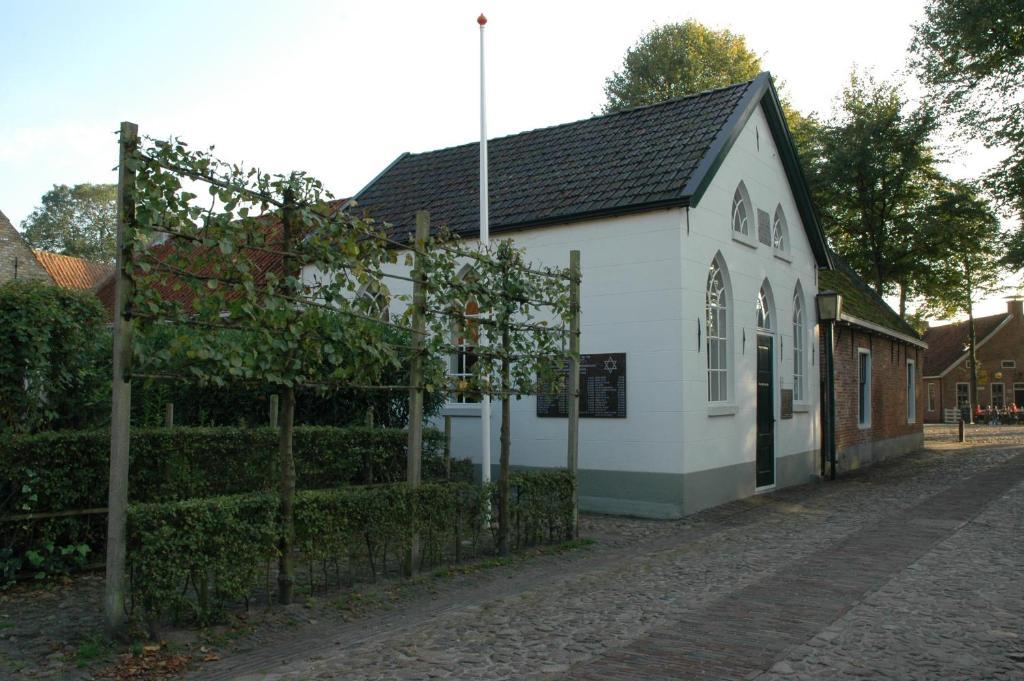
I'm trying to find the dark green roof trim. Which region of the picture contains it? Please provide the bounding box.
[682,72,831,269]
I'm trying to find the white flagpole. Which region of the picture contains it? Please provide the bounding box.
[477,13,491,487]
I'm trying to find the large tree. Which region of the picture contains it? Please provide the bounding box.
[603,20,762,113]
[808,71,941,316]
[916,179,1005,414]
[20,183,117,263]
[911,2,1024,215]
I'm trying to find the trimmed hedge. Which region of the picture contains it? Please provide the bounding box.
[128,471,574,623]
[0,426,466,580]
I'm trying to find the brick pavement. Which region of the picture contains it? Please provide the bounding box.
[184,429,1024,681]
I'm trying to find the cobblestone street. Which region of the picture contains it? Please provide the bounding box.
[187,426,1024,680]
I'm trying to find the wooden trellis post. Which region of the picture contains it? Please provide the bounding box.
[406,210,429,575]
[566,250,581,539]
[104,121,138,634]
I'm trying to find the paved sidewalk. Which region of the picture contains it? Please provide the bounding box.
[189,428,1024,681]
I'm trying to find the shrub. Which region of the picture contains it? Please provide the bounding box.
[127,471,574,624]
[0,280,110,433]
[0,425,460,579]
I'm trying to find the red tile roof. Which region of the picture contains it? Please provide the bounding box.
[96,200,348,316]
[922,313,1010,376]
[32,250,113,290]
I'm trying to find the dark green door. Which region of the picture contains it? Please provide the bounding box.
[756,334,775,487]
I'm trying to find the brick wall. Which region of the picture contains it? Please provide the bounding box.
[925,301,1024,422]
[825,323,925,461]
[0,210,51,284]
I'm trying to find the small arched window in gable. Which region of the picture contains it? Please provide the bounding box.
[772,205,789,253]
[731,183,751,236]
[357,281,390,322]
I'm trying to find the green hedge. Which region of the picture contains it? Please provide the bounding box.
[0,425,465,580]
[128,471,574,623]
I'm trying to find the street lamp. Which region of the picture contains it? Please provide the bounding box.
[816,290,842,481]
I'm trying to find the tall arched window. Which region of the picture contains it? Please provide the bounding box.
[731,183,751,236]
[706,256,731,403]
[772,205,788,252]
[357,281,390,322]
[756,282,774,331]
[450,267,479,404]
[793,285,805,401]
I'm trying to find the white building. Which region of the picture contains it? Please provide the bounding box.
[324,73,834,518]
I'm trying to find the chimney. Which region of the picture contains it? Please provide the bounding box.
[1009,299,1024,318]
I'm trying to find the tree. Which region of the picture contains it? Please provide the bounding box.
[602,21,762,113]
[808,70,941,315]
[911,1,1024,227]
[21,183,117,262]
[916,179,1005,416]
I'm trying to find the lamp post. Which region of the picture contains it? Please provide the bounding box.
[816,290,842,481]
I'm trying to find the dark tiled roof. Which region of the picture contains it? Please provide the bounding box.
[33,250,113,290]
[818,255,921,341]
[354,79,755,240]
[922,313,1009,376]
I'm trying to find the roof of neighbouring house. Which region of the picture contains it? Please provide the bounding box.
[95,199,350,316]
[353,72,831,266]
[32,250,113,290]
[818,254,923,345]
[921,313,1010,376]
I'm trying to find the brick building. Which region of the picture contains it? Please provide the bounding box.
[0,210,52,284]
[819,259,925,473]
[922,300,1024,422]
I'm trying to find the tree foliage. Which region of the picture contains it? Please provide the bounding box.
[20,183,117,262]
[911,1,1024,217]
[602,20,762,113]
[0,280,110,433]
[804,71,941,314]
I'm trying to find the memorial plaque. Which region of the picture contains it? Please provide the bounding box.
[780,388,793,419]
[537,353,626,418]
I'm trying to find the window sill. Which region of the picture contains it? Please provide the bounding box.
[731,231,758,249]
[793,401,810,413]
[773,249,791,263]
[708,404,739,417]
[442,403,482,417]
[858,421,872,430]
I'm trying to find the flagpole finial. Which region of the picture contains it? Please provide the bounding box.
[477,14,487,26]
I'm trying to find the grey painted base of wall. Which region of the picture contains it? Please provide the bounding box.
[836,432,923,473]
[472,448,820,520]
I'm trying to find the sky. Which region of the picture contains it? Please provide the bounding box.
[1,0,1017,319]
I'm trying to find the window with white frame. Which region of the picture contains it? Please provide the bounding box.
[357,282,390,322]
[927,383,936,411]
[1002,359,1016,369]
[991,382,1005,408]
[956,382,970,409]
[706,256,730,402]
[906,360,916,423]
[793,286,805,401]
[858,349,872,427]
[450,296,480,403]
[756,283,773,331]
[731,184,750,237]
[772,205,788,252]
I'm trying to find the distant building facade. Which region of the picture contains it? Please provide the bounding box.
[922,300,1024,422]
[0,210,52,284]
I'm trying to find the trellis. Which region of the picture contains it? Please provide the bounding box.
[103,122,581,631]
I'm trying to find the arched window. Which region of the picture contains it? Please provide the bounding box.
[357,281,390,322]
[772,205,788,252]
[731,183,751,236]
[450,267,479,404]
[706,255,731,403]
[793,284,805,401]
[756,282,774,331]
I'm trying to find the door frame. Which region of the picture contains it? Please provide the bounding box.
[755,332,776,491]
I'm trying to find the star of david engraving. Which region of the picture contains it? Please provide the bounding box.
[603,356,618,373]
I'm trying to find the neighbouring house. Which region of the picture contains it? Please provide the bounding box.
[0,210,52,284]
[922,299,1024,422]
[32,250,113,291]
[320,71,920,518]
[818,257,925,473]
